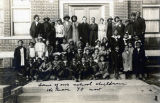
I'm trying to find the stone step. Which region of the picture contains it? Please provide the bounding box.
[18,92,159,103]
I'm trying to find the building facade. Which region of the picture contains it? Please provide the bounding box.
[0,0,160,68]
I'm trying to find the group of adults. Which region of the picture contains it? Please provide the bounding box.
[30,11,146,47]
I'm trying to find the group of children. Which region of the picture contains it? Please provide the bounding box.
[14,11,147,82]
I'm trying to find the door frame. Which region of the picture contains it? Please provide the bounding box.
[69,5,102,23]
[59,0,114,20]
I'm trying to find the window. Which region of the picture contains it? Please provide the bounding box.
[0,0,4,36]
[12,0,31,36]
[143,0,160,4]
[143,7,160,33]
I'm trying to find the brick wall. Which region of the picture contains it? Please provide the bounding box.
[63,3,69,16]
[114,0,128,21]
[0,39,31,52]
[31,0,59,22]
[3,0,11,37]
[128,0,142,18]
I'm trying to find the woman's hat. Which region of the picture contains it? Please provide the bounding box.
[71,15,77,20]
[56,18,62,22]
[43,17,50,21]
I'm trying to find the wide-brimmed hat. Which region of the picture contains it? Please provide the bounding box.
[107,17,113,21]
[57,18,61,21]
[43,17,50,21]
[63,15,70,20]
[71,15,77,20]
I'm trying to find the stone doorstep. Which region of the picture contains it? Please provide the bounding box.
[11,86,23,96]
[17,93,158,103]
[0,95,11,103]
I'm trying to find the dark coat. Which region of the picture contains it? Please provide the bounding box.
[14,46,27,68]
[41,21,52,39]
[111,50,123,73]
[54,44,63,53]
[109,36,124,52]
[106,22,113,39]
[124,22,134,36]
[116,23,125,38]
[133,48,146,73]
[30,21,41,38]
[78,22,90,44]
[135,17,146,35]
[50,24,56,46]
[89,23,98,46]
[79,62,90,79]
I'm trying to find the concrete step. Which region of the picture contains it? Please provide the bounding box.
[18,92,159,103]
[22,80,149,93]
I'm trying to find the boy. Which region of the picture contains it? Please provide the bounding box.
[54,40,63,53]
[30,15,41,42]
[70,58,81,81]
[88,57,99,79]
[96,55,110,79]
[38,57,52,81]
[111,45,123,79]
[52,54,64,80]
[83,48,92,62]
[133,41,146,80]
[79,57,90,80]
[75,48,83,62]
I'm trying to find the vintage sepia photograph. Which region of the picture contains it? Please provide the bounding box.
[0,0,160,103]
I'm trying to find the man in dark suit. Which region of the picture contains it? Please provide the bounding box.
[78,16,90,45]
[124,19,134,37]
[135,11,146,45]
[30,15,41,42]
[14,40,27,76]
[41,17,52,40]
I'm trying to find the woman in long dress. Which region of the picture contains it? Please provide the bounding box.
[71,15,79,45]
[98,18,106,41]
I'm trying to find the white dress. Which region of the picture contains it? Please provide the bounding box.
[55,24,64,38]
[35,42,46,59]
[98,24,106,41]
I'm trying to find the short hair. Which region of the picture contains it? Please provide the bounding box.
[114,16,120,22]
[18,40,23,44]
[29,42,34,45]
[33,15,39,20]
